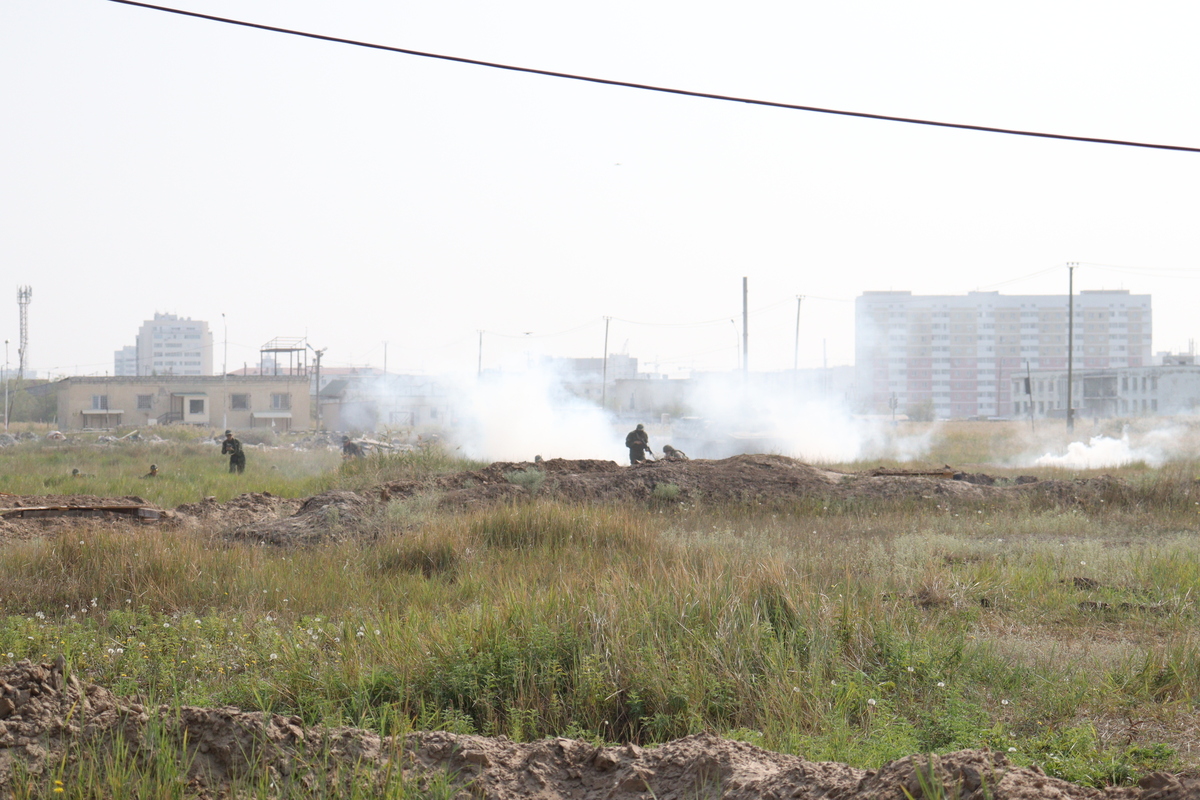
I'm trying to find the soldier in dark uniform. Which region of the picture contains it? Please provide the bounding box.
[144,464,159,478]
[342,435,365,459]
[624,423,652,465]
[221,430,246,474]
[661,445,689,461]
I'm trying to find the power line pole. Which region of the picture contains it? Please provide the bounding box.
[221,312,228,431]
[601,316,611,411]
[307,344,326,430]
[742,277,749,378]
[793,295,803,371]
[1066,262,1076,432]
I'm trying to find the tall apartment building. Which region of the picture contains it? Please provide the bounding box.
[113,313,213,376]
[855,290,1151,419]
[113,345,137,376]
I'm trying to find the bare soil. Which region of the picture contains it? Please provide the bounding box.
[0,455,1125,547]
[1,658,1196,799]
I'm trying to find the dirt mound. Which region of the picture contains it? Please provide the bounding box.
[174,492,302,530]
[220,490,375,547]
[1,659,1195,798]
[379,454,1013,507]
[0,494,167,545]
[0,457,1128,549]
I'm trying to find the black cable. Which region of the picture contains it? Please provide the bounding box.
[108,0,1200,154]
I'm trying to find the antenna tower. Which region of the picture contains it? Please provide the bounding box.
[16,286,31,379]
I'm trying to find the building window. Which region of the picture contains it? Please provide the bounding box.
[189,399,205,415]
[91,395,109,410]
[231,394,250,410]
[271,393,291,410]
[136,395,153,410]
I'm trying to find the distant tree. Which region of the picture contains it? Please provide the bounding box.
[906,399,936,422]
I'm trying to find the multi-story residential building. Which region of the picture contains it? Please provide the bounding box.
[113,313,213,376]
[113,345,137,376]
[856,289,1151,419]
[54,375,310,431]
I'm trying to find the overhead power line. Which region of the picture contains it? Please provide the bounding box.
[109,0,1200,154]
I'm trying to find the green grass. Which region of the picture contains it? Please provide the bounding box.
[1,420,1199,794]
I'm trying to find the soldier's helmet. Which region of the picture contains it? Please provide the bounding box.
[224,430,232,436]
[636,423,644,430]
[342,435,350,442]
[663,445,675,454]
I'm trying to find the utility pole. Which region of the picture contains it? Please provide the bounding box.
[3,340,8,432]
[307,344,326,430]
[793,295,803,371]
[1066,262,1076,432]
[221,313,228,430]
[742,277,749,378]
[1025,360,1035,433]
[601,316,611,412]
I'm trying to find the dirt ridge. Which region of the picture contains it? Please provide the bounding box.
[1,659,1196,798]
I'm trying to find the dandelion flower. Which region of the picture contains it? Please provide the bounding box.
[937,681,945,688]
[1008,747,1017,752]
[867,699,877,706]
[269,653,279,660]
[1001,699,1010,705]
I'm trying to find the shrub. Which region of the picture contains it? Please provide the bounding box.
[652,483,682,502]
[504,469,545,495]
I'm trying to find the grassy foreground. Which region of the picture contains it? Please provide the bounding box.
[0,423,1199,795]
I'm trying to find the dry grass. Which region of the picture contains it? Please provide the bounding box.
[1,420,1200,788]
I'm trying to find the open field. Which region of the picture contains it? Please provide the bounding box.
[1,421,1199,798]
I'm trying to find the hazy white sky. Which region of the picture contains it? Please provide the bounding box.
[3,0,1199,379]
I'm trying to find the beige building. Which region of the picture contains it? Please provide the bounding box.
[55,376,310,431]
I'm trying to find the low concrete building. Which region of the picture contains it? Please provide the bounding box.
[54,375,311,431]
[317,373,453,431]
[1010,364,1200,419]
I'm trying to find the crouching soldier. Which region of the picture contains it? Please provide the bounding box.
[342,435,365,459]
[661,444,689,461]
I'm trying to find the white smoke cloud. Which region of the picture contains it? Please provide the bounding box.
[1031,426,1189,469]
[356,367,935,465]
[447,369,619,462]
[669,376,934,463]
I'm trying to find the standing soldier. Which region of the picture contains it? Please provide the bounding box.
[624,423,653,465]
[221,430,246,474]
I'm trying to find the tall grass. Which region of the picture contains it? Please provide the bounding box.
[1,496,1198,785]
[3,421,1200,789]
